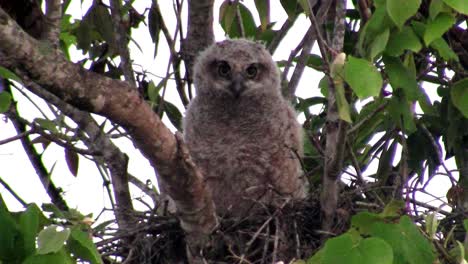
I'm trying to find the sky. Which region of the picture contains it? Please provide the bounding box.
[0,0,455,221]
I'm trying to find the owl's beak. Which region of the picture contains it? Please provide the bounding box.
[228,74,246,98]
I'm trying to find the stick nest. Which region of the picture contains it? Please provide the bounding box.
[98,190,361,263]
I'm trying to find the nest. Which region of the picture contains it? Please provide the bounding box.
[98,191,359,264]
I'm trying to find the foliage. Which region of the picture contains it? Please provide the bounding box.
[0,195,101,264]
[0,0,467,263]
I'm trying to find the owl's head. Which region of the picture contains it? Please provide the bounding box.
[193,39,280,99]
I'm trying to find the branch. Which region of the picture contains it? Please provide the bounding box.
[286,26,316,100]
[6,65,137,231]
[182,0,215,82]
[308,0,348,235]
[44,0,61,45]
[0,6,217,254]
[110,0,136,87]
[4,103,69,211]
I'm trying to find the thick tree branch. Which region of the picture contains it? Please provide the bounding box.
[0,6,217,253]
[182,0,215,82]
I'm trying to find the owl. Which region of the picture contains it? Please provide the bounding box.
[183,39,306,217]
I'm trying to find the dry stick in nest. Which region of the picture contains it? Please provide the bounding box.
[237,199,291,263]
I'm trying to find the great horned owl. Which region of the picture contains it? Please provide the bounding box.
[183,39,306,217]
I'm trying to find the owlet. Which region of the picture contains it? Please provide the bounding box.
[183,39,306,217]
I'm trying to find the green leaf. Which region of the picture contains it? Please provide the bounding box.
[298,0,310,16]
[351,212,382,235]
[0,66,22,83]
[23,250,74,264]
[304,54,324,71]
[424,13,455,45]
[370,29,390,60]
[385,26,422,56]
[450,78,468,118]
[430,38,459,61]
[64,147,79,177]
[0,195,23,262]
[380,200,405,217]
[319,75,329,97]
[336,83,352,123]
[321,234,393,264]
[0,92,12,113]
[387,0,421,28]
[254,0,270,31]
[19,204,48,257]
[163,101,183,131]
[442,0,468,15]
[358,7,393,59]
[90,5,114,46]
[358,238,394,264]
[370,216,436,264]
[388,95,417,133]
[425,213,438,239]
[34,118,59,133]
[383,56,418,100]
[148,3,162,58]
[429,0,447,19]
[219,1,256,38]
[280,0,300,19]
[67,227,103,264]
[344,56,382,99]
[37,225,70,254]
[322,234,360,263]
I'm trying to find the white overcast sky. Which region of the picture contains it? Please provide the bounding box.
[0,0,455,220]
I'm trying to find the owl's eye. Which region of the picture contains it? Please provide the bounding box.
[217,61,231,78]
[245,64,258,79]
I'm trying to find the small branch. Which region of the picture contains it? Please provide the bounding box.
[357,0,371,26]
[347,140,365,185]
[128,173,158,204]
[267,18,295,54]
[347,101,388,135]
[0,177,28,207]
[0,128,35,145]
[4,103,69,211]
[286,26,316,100]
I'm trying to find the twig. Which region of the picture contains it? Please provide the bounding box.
[419,123,457,185]
[0,129,35,145]
[5,101,68,211]
[0,177,28,207]
[267,18,295,54]
[346,140,365,185]
[347,101,388,135]
[286,26,316,100]
[272,217,280,264]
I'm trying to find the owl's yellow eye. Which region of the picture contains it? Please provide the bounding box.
[217,61,231,78]
[245,64,258,79]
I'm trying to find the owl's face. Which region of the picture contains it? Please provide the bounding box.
[194,39,280,99]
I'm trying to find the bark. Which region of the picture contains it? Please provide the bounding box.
[308,0,348,235]
[0,6,217,257]
[0,0,137,235]
[182,0,215,82]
